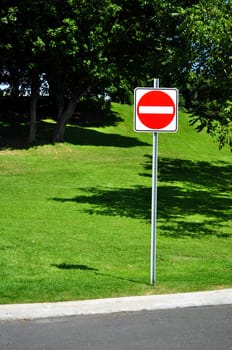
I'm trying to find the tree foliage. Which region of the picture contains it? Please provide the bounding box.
[179,0,232,149]
[0,0,231,149]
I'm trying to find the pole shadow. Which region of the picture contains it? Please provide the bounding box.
[51,263,149,285]
[51,263,98,271]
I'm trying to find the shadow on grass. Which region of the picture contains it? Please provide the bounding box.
[0,101,150,149]
[51,263,148,285]
[52,158,232,239]
[64,126,151,148]
[141,155,232,193]
[0,120,150,149]
[51,263,98,271]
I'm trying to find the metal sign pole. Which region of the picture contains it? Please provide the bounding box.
[150,78,159,285]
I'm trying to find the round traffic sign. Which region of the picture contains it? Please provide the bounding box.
[137,90,176,130]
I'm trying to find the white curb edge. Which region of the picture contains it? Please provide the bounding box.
[0,289,232,321]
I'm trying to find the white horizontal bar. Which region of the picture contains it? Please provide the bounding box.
[139,106,174,114]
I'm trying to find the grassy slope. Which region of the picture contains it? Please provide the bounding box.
[0,103,231,304]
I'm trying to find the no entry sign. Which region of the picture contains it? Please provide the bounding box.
[134,81,178,285]
[134,88,178,132]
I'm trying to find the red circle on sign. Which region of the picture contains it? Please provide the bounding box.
[137,90,175,129]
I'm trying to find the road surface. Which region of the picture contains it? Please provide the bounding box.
[1,305,231,350]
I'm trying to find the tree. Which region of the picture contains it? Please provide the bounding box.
[29,0,190,142]
[2,0,231,148]
[0,2,47,143]
[179,0,232,149]
[47,0,180,141]
[46,0,120,142]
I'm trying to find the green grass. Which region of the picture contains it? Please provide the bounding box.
[0,103,231,304]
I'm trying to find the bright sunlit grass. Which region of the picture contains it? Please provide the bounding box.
[0,103,231,304]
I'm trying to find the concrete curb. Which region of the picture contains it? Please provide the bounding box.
[0,289,232,321]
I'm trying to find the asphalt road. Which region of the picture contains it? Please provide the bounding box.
[1,305,231,350]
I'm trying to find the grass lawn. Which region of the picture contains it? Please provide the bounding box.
[0,102,231,304]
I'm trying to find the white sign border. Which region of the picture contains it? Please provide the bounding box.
[134,87,178,132]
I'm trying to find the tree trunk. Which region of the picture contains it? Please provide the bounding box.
[52,97,78,143]
[56,94,65,121]
[10,78,20,98]
[28,94,38,144]
[28,71,40,144]
[52,86,90,143]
